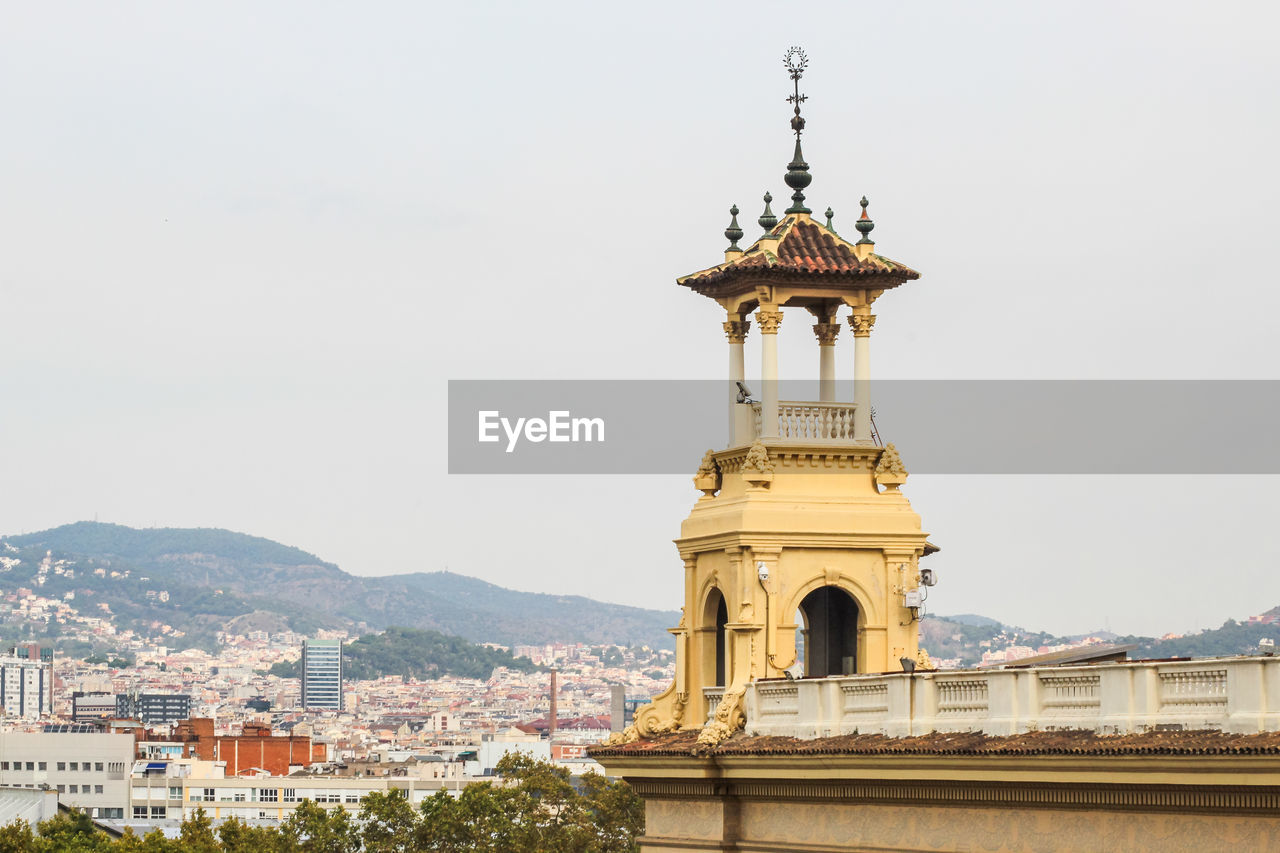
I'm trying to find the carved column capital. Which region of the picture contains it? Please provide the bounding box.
[755,309,783,334]
[812,322,841,345]
[722,320,751,344]
[848,313,877,337]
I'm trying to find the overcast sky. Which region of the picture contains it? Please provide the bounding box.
[2,2,1278,638]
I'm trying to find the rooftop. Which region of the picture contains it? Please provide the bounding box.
[592,727,1280,759]
[677,214,919,299]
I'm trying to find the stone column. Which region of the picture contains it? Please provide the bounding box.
[849,313,876,443]
[756,309,783,438]
[813,321,840,403]
[723,318,750,446]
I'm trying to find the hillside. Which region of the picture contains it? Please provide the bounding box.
[0,522,679,651]
[925,612,1280,667]
[269,626,542,681]
[6,522,1275,664]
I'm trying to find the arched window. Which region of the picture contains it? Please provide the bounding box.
[796,586,859,677]
[704,588,729,687]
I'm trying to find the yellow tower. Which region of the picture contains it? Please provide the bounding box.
[617,49,936,749]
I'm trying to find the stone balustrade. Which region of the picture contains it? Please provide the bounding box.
[703,686,725,721]
[741,656,1280,737]
[749,401,859,442]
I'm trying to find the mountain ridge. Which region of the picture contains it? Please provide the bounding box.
[4,523,1276,664]
[0,522,679,651]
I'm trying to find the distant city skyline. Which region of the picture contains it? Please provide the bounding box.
[2,3,1278,637]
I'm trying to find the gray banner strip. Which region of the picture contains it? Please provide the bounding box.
[447,380,1280,474]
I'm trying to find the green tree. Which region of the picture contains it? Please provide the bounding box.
[577,770,645,853]
[217,819,289,853]
[0,819,37,853]
[278,801,359,853]
[416,784,529,853]
[30,811,112,853]
[356,791,418,853]
[176,809,222,853]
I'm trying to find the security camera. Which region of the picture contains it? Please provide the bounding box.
[757,561,770,582]
[736,381,754,403]
[920,568,938,587]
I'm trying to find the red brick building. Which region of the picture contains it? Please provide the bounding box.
[169,719,324,776]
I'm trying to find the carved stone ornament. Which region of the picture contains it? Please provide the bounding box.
[812,322,840,345]
[755,309,783,334]
[722,320,751,344]
[848,313,877,337]
[915,646,936,671]
[602,688,687,746]
[694,687,746,753]
[693,449,722,497]
[741,440,774,488]
[874,442,908,491]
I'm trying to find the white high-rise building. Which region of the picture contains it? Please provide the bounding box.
[300,639,342,711]
[0,647,53,719]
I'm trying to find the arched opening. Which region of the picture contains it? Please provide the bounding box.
[796,586,859,677]
[712,591,728,686]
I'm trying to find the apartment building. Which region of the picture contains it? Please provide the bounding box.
[300,639,342,711]
[0,647,54,719]
[0,731,133,819]
[128,762,464,825]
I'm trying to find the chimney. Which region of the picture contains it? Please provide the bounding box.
[549,669,558,739]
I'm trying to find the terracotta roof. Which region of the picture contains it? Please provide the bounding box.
[677,215,920,292]
[591,728,1280,759]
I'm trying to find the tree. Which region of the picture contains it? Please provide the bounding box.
[0,761,643,853]
[0,819,38,853]
[176,809,222,853]
[278,801,359,853]
[28,811,113,853]
[356,791,418,853]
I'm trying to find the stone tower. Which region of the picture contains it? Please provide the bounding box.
[616,50,936,749]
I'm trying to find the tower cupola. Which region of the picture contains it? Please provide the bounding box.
[610,50,937,752]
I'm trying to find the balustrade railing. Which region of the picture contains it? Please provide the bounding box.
[749,401,858,442]
[703,686,726,722]
[741,657,1280,738]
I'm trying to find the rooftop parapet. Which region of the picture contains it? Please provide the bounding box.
[735,655,1280,739]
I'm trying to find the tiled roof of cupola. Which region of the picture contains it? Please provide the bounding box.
[680,50,921,303]
[677,213,920,296]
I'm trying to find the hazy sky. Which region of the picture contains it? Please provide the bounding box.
[2,2,1278,638]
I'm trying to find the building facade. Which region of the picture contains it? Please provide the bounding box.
[301,639,343,711]
[71,691,119,723]
[0,731,133,819]
[129,771,464,825]
[125,693,192,726]
[0,646,54,720]
[71,691,192,726]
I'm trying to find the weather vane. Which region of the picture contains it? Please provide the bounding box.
[784,46,808,138]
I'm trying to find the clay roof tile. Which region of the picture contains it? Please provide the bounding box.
[591,728,1280,759]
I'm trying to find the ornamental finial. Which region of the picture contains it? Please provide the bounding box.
[724,205,744,250]
[855,196,875,245]
[825,207,835,230]
[758,192,778,234]
[782,48,812,215]
[784,46,808,138]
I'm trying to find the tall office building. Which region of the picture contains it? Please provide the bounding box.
[1,645,54,719]
[300,639,343,711]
